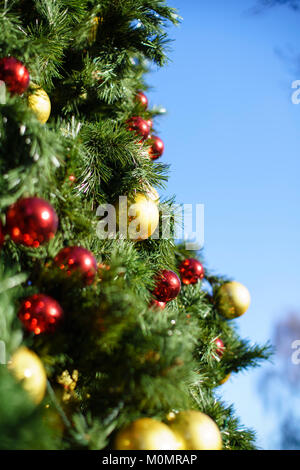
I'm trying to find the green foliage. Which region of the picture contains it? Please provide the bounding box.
[0,0,271,451]
[0,367,59,449]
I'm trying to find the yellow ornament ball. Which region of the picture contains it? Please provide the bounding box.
[8,346,47,404]
[216,281,251,319]
[129,193,159,240]
[114,417,183,450]
[27,85,51,124]
[88,16,103,43]
[116,193,159,241]
[169,410,222,450]
[219,372,231,385]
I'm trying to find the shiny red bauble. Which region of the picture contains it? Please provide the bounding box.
[127,116,150,141]
[214,338,225,358]
[153,270,181,302]
[146,119,153,129]
[150,299,166,310]
[5,197,58,247]
[135,91,148,108]
[148,135,164,160]
[0,57,30,94]
[54,246,97,285]
[179,258,205,285]
[18,294,63,335]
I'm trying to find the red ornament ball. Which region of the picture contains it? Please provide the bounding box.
[179,258,205,285]
[135,91,148,109]
[68,174,76,183]
[150,299,166,310]
[153,270,181,303]
[0,57,30,95]
[214,338,225,358]
[148,135,164,160]
[18,294,63,335]
[146,119,153,130]
[54,246,97,285]
[6,197,58,247]
[127,116,150,141]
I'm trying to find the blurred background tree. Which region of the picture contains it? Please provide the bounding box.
[258,312,300,449]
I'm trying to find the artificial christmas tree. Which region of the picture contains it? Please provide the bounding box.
[0,0,270,451]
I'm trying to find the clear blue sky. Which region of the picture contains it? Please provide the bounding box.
[148,0,300,449]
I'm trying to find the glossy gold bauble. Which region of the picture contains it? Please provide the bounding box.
[27,85,51,124]
[169,410,222,450]
[88,16,103,43]
[219,372,231,385]
[116,193,159,241]
[114,417,183,450]
[129,193,159,240]
[216,281,251,319]
[8,346,47,404]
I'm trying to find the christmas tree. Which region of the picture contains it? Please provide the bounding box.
[0,0,271,451]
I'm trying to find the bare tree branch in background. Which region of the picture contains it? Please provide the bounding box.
[260,0,300,10]
[250,0,300,15]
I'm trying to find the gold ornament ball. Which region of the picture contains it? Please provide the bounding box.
[166,411,177,422]
[8,346,47,404]
[219,372,231,385]
[114,417,183,450]
[216,281,251,319]
[129,193,159,240]
[27,85,51,124]
[169,410,222,450]
[116,193,159,241]
[89,16,103,43]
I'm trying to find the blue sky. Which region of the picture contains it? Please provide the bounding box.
[148,0,300,449]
